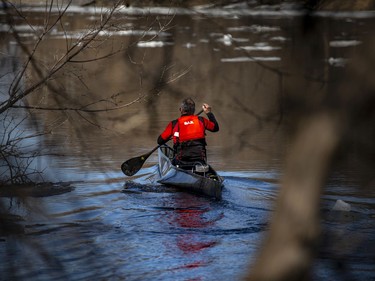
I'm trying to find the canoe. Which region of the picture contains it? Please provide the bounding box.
[157,145,223,199]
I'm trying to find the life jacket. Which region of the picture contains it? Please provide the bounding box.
[172,115,205,144]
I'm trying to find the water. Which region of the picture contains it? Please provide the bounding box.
[1,170,277,280]
[1,3,375,280]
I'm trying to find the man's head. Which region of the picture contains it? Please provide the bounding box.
[180,98,195,115]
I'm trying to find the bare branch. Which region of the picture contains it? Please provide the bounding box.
[0,0,124,114]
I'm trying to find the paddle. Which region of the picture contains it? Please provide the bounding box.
[121,109,204,176]
[121,145,160,176]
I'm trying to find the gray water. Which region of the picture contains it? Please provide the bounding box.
[1,3,375,281]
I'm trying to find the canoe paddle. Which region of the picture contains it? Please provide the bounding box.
[121,109,204,176]
[121,145,160,176]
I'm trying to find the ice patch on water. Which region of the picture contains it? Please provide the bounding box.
[221,56,281,62]
[328,57,348,67]
[329,40,362,47]
[270,36,288,42]
[228,25,280,33]
[332,199,351,212]
[216,34,233,46]
[235,43,281,51]
[137,41,173,48]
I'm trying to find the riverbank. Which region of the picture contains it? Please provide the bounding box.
[3,0,375,11]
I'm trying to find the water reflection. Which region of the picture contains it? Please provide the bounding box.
[1,3,375,281]
[4,2,363,176]
[163,194,223,275]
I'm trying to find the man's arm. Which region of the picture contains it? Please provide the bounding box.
[157,121,173,145]
[206,112,219,132]
[202,103,219,132]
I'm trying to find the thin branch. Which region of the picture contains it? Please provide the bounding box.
[0,0,124,114]
[9,65,191,113]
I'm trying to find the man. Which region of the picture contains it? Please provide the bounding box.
[157,98,219,168]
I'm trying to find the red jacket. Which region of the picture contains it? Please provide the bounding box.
[158,113,219,145]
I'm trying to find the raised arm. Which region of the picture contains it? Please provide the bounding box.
[202,103,219,132]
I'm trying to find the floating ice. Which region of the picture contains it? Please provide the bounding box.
[328,57,348,67]
[137,41,171,48]
[329,40,361,47]
[332,199,351,212]
[235,44,281,51]
[221,56,281,62]
[217,34,233,46]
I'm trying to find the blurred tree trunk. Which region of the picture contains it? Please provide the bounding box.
[245,6,375,281]
[246,114,339,281]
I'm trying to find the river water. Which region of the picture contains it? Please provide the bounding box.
[1,3,375,281]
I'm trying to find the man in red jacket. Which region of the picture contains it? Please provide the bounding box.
[157,98,219,168]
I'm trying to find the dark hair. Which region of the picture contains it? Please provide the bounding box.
[180,98,195,114]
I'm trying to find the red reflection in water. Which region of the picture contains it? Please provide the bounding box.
[176,234,218,254]
[163,194,223,279]
[174,208,216,229]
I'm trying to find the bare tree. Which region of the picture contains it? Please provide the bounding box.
[0,0,186,184]
[0,1,186,279]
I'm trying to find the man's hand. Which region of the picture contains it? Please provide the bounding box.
[202,103,211,114]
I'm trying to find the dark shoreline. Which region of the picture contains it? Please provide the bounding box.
[2,0,375,11]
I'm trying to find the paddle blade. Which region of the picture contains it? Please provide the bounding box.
[121,154,149,176]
